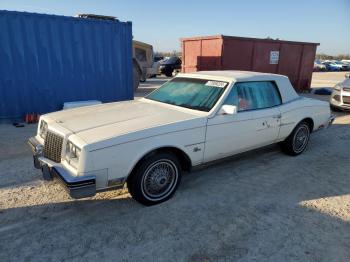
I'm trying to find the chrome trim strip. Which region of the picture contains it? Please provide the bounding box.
[28,137,43,169]
[328,115,336,126]
[279,122,295,127]
[107,177,126,187]
[89,126,206,152]
[185,142,205,147]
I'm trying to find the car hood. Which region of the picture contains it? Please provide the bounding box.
[339,78,350,87]
[44,99,207,145]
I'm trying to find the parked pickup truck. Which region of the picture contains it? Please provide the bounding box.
[28,71,334,205]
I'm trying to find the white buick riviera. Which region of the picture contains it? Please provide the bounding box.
[29,71,335,205]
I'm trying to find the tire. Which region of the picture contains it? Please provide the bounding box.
[140,74,146,82]
[165,70,173,77]
[280,121,311,156]
[133,64,141,91]
[127,152,182,206]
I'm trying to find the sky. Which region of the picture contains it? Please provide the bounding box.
[1,0,349,55]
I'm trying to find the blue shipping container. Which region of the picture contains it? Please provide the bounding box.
[0,10,133,121]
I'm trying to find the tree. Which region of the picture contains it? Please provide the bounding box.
[316,53,350,60]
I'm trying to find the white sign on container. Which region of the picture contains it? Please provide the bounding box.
[270,51,280,64]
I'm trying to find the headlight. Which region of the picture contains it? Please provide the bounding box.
[65,141,81,167]
[39,120,48,139]
[334,84,342,91]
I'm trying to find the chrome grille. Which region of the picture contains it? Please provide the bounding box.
[343,96,350,105]
[43,131,63,163]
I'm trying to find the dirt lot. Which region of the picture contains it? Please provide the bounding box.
[0,72,349,262]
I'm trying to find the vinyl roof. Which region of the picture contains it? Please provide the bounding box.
[180,70,287,82]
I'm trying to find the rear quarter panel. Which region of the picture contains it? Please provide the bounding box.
[278,97,331,141]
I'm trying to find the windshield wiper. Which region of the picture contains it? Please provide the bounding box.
[178,104,209,112]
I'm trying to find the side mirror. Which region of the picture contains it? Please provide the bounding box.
[219,105,237,115]
[345,73,350,79]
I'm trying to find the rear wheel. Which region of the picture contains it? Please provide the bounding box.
[280,121,311,156]
[127,152,182,206]
[140,72,146,82]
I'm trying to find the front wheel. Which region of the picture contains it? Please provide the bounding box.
[165,70,173,77]
[280,121,311,156]
[127,152,182,206]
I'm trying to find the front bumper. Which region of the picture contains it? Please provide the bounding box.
[328,114,336,126]
[330,90,350,110]
[28,137,96,199]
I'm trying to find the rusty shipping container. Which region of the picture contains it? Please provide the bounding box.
[181,35,319,91]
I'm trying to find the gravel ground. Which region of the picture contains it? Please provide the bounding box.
[0,72,349,262]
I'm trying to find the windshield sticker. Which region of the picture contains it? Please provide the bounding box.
[205,81,227,88]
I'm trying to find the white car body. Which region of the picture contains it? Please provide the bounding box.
[313,62,326,71]
[330,76,350,110]
[29,71,333,199]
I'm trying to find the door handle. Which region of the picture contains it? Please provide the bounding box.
[272,114,281,119]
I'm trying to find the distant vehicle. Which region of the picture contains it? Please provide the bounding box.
[159,56,182,77]
[341,59,350,68]
[313,62,326,71]
[322,61,342,71]
[29,71,334,205]
[330,73,350,111]
[333,61,349,71]
[133,40,160,88]
[339,61,350,71]
[154,56,164,63]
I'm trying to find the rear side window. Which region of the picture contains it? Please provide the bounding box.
[135,48,147,62]
[224,81,281,111]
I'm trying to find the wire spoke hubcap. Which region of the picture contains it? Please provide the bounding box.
[142,160,178,200]
[293,125,309,153]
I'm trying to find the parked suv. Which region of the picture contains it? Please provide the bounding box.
[160,56,182,77]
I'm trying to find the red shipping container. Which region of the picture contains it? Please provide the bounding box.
[181,35,319,91]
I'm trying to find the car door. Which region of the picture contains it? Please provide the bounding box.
[204,110,256,162]
[204,81,282,162]
[249,106,281,148]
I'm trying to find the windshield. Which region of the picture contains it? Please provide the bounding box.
[145,77,228,112]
